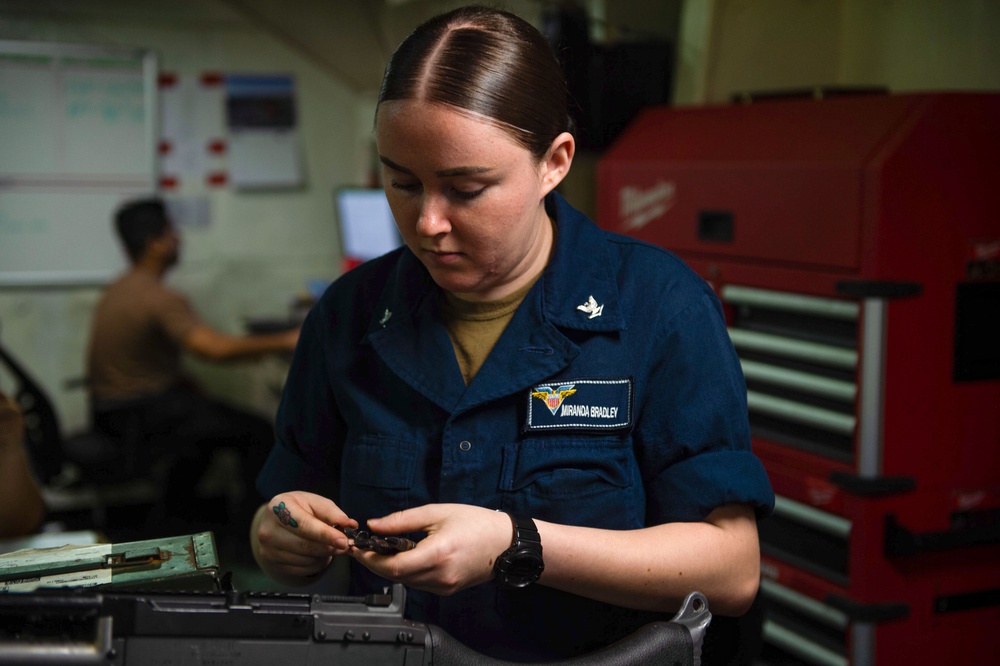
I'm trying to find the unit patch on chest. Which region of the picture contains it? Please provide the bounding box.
[525,378,633,431]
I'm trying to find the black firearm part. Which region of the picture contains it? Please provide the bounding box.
[0,583,712,665]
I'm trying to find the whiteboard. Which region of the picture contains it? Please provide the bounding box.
[0,40,158,286]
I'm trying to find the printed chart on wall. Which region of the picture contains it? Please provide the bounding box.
[0,40,157,286]
[225,74,304,190]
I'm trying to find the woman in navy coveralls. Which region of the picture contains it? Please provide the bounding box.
[251,5,774,662]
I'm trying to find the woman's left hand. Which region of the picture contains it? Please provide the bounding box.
[351,504,513,596]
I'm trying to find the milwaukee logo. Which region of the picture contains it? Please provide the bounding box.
[971,239,1000,261]
[619,181,675,230]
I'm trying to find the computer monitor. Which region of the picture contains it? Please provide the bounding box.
[335,188,402,263]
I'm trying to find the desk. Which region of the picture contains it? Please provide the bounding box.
[242,316,298,419]
[249,354,292,419]
[244,316,300,335]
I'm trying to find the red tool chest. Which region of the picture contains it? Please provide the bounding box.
[597,92,1000,665]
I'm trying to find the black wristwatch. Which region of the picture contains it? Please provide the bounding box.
[493,513,544,589]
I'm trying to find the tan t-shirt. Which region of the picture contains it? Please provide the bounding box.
[86,270,199,402]
[441,276,539,386]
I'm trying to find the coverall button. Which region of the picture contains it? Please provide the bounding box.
[459,440,472,451]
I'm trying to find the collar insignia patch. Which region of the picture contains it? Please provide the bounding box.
[577,295,604,319]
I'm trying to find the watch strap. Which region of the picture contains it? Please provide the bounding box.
[509,513,541,547]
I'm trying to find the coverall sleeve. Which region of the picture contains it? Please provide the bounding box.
[636,289,774,524]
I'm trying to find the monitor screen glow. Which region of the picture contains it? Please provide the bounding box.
[336,188,402,262]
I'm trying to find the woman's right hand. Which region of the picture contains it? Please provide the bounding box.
[251,491,356,584]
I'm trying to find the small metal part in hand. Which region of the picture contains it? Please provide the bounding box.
[336,526,417,555]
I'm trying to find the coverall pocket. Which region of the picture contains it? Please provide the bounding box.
[507,436,642,527]
[341,435,417,516]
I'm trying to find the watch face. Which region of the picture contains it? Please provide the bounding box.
[499,548,544,588]
[494,514,544,589]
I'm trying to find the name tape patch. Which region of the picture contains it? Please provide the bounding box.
[525,378,633,431]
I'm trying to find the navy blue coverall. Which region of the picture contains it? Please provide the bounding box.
[259,192,774,660]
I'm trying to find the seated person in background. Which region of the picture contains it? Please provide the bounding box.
[86,198,298,529]
[0,389,46,538]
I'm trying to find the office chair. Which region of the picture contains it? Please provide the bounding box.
[0,340,164,528]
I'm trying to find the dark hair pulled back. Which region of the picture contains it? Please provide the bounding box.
[377,5,573,159]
